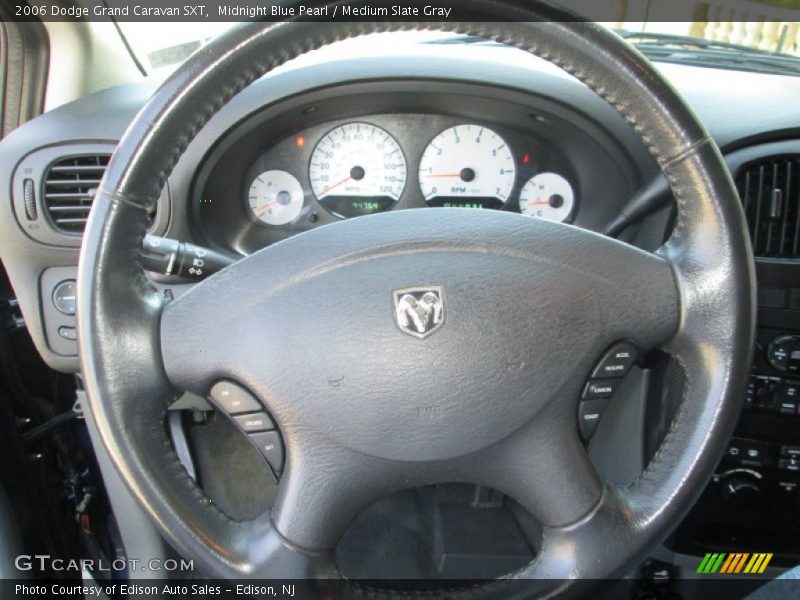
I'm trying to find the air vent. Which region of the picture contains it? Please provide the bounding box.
[42,155,110,233]
[736,155,800,260]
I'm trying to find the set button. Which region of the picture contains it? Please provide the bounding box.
[248,431,284,475]
[209,380,284,477]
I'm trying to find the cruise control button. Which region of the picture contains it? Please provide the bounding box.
[209,381,261,414]
[578,399,608,441]
[582,379,619,400]
[234,412,275,433]
[249,431,284,474]
[591,343,638,379]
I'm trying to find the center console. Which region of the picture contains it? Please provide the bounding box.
[671,260,800,566]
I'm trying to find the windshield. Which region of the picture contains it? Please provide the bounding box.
[118,17,800,77]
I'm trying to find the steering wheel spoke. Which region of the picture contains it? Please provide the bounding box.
[585,239,681,354]
[270,433,402,552]
[465,400,603,527]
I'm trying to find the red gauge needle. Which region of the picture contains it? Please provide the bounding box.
[527,200,550,206]
[256,200,279,217]
[424,173,462,178]
[319,176,352,196]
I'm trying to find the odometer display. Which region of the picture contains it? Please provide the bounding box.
[309,122,406,218]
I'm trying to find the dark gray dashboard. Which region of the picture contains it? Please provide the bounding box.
[1,42,799,372]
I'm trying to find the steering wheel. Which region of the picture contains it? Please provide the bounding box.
[77,1,755,596]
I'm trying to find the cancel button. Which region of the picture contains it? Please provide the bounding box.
[582,379,620,400]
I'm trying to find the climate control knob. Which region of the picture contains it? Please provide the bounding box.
[720,472,762,507]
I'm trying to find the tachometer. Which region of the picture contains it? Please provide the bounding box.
[518,172,575,222]
[418,124,515,209]
[309,122,406,218]
[247,169,304,226]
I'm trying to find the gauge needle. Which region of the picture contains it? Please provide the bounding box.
[424,173,463,178]
[319,176,352,196]
[527,200,550,206]
[256,200,279,217]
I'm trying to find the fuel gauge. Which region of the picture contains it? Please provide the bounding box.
[248,170,304,226]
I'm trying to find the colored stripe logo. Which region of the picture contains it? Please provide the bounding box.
[697,553,773,574]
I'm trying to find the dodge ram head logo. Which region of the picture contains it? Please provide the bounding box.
[393,286,445,339]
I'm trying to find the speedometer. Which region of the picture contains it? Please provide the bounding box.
[309,122,406,218]
[418,124,515,209]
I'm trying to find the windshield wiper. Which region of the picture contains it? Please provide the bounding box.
[617,29,800,77]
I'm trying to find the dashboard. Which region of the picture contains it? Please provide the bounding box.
[2,39,800,368]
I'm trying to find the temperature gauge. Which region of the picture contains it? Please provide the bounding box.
[248,170,304,226]
[518,172,575,222]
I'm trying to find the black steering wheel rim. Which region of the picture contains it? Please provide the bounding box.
[77,2,755,595]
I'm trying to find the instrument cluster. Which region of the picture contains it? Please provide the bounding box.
[244,115,576,227]
[194,104,604,256]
